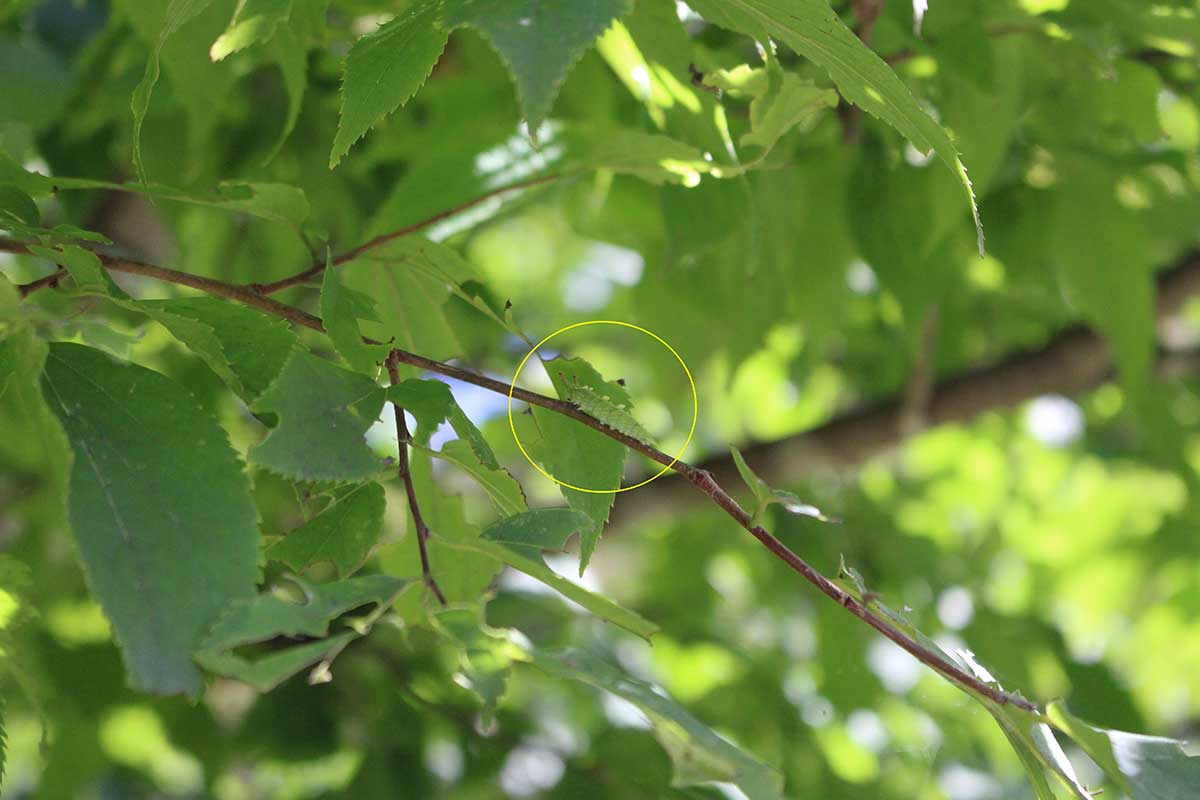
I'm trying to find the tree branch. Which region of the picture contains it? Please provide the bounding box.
[16,233,1200,713]
[386,353,448,606]
[7,236,1037,710]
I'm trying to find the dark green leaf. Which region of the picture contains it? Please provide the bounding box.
[42,343,260,694]
[140,297,298,402]
[331,1,448,167]
[442,0,633,133]
[481,507,594,560]
[320,257,386,375]
[195,574,409,690]
[250,350,386,481]
[266,482,386,577]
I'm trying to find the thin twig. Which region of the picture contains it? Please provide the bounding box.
[7,233,1037,711]
[386,353,448,606]
[252,172,568,295]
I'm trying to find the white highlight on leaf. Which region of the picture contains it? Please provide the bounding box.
[424,737,465,783]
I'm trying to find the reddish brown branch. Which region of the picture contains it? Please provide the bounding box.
[386,353,448,606]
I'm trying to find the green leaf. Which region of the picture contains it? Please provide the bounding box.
[210,0,292,60]
[431,606,523,719]
[439,535,657,640]
[195,574,410,690]
[266,482,386,577]
[331,1,448,168]
[266,21,307,161]
[429,439,527,517]
[42,343,260,694]
[1048,702,1200,799]
[320,254,386,375]
[688,0,983,251]
[139,297,298,402]
[481,507,594,560]
[381,452,503,617]
[130,0,219,185]
[730,446,834,526]
[1052,177,1154,405]
[0,37,71,132]
[250,350,386,481]
[742,75,838,153]
[19,172,312,230]
[27,244,128,298]
[528,357,628,571]
[342,239,468,363]
[387,378,497,467]
[0,185,39,226]
[442,0,633,134]
[525,647,782,798]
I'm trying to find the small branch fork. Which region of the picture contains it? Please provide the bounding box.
[386,353,448,606]
[4,236,1037,714]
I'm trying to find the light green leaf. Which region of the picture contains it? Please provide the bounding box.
[1048,702,1200,799]
[42,343,260,694]
[140,297,298,402]
[320,253,386,375]
[27,244,127,298]
[266,21,307,161]
[689,0,983,251]
[1052,177,1154,405]
[481,508,594,560]
[343,239,467,363]
[0,185,39,226]
[525,647,782,798]
[429,439,527,517]
[266,482,386,577]
[528,357,628,572]
[250,350,386,481]
[210,0,292,60]
[442,0,633,133]
[740,71,839,154]
[330,1,448,168]
[195,574,409,690]
[130,0,219,185]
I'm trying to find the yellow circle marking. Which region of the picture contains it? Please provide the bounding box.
[507,320,698,494]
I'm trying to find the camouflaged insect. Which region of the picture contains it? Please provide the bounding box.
[564,384,655,445]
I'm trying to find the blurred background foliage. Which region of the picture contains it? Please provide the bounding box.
[1,0,1200,797]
